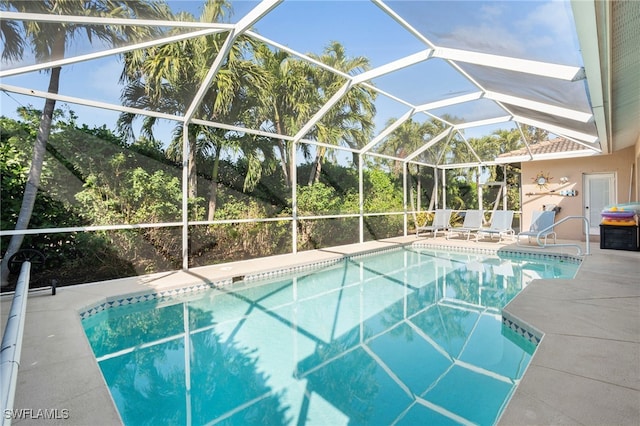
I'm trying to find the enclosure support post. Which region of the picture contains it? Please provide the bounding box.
[434,167,439,209]
[442,168,446,208]
[359,154,364,243]
[477,166,483,213]
[292,140,298,254]
[503,165,508,210]
[182,123,189,271]
[402,162,408,236]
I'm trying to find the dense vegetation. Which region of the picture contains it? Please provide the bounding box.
[1,107,522,289]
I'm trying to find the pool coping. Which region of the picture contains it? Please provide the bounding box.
[2,236,638,425]
[77,243,405,321]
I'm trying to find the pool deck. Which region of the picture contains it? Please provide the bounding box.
[1,235,639,425]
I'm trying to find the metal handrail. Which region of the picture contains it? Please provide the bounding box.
[535,215,591,255]
[1,261,31,426]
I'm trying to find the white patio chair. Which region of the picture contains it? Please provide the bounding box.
[476,210,515,242]
[446,210,483,240]
[416,209,452,238]
[517,210,557,246]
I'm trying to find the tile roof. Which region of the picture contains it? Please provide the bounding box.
[498,137,589,158]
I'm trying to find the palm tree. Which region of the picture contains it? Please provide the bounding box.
[119,0,270,220]
[378,117,449,211]
[305,42,377,185]
[521,124,549,146]
[252,44,318,188]
[0,0,167,287]
[0,14,23,62]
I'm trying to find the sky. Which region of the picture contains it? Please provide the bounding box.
[0,0,585,151]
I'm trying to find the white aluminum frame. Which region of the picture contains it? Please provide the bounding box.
[0,0,605,273]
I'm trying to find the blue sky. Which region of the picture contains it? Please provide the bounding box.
[1,0,583,146]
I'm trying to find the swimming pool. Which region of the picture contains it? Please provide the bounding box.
[81,247,580,425]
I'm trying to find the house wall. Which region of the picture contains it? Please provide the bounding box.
[635,135,640,201]
[521,145,637,241]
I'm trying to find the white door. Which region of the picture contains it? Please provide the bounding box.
[583,173,616,234]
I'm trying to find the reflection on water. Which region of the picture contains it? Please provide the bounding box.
[82,248,579,425]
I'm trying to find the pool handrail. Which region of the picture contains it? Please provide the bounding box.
[1,261,31,426]
[535,215,591,255]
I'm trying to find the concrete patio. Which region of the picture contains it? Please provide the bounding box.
[1,236,638,425]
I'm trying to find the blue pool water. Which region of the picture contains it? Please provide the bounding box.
[82,248,579,425]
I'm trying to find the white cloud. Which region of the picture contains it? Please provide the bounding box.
[515,0,581,63]
[442,24,526,57]
[438,0,581,64]
[479,3,504,21]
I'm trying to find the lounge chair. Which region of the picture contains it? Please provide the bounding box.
[446,209,483,240]
[476,210,515,241]
[416,209,452,238]
[517,210,557,246]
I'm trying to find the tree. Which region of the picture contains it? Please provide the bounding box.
[119,0,270,220]
[252,44,318,188]
[305,41,377,185]
[378,117,448,211]
[0,0,167,287]
[1,110,140,286]
[0,11,23,62]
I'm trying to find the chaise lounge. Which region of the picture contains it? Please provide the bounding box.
[517,210,557,246]
[416,209,452,238]
[446,209,483,240]
[476,210,515,242]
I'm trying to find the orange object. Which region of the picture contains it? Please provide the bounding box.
[601,218,637,226]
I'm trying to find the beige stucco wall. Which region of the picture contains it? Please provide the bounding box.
[521,145,637,241]
[635,136,640,201]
